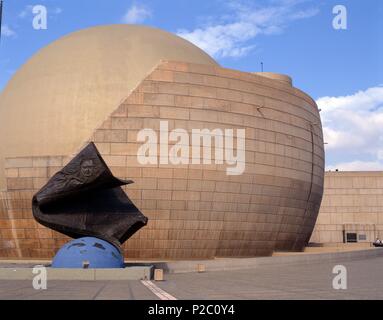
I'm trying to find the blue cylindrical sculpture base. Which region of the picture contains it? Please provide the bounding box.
[51,237,124,269]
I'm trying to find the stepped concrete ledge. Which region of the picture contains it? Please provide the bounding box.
[0,264,153,281]
[152,248,383,274]
[1,248,382,278]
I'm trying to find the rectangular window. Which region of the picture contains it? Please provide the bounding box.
[358,234,367,241]
[346,233,357,243]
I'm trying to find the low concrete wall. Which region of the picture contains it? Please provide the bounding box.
[0,265,153,281]
[1,249,382,279]
[154,248,383,274]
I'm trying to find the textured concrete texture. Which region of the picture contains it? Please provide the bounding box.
[0,252,382,299]
[155,256,383,300]
[0,26,324,260]
[0,265,153,281]
[152,248,383,274]
[311,171,383,245]
[303,243,372,253]
[2,248,381,278]
[0,59,324,260]
[0,280,158,300]
[0,25,218,190]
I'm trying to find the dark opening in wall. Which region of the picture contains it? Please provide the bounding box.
[345,232,358,243]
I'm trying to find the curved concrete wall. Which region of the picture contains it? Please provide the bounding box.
[0,61,324,259]
[254,73,293,86]
[0,25,218,190]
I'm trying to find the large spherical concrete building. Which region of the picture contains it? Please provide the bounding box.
[0,25,324,259]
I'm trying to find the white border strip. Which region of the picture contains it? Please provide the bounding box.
[141,280,177,300]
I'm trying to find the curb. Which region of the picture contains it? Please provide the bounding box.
[0,265,153,281]
[153,248,383,274]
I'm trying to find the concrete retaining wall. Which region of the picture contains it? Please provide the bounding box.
[1,248,382,279]
[154,248,383,274]
[0,265,153,281]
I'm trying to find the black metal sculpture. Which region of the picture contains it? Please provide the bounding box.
[32,142,148,249]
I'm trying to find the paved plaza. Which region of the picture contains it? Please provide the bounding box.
[0,255,382,300]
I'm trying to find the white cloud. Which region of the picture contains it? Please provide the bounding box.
[177,0,319,58]
[18,5,62,18]
[53,8,63,15]
[122,4,152,24]
[0,58,10,65]
[19,5,34,19]
[1,25,16,38]
[317,85,383,171]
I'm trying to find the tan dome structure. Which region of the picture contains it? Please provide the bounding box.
[0,25,324,259]
[0,24,218,189]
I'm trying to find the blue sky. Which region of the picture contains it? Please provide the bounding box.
[0,0,382,170]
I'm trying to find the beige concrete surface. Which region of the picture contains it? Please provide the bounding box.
[0,266,153,280]
[1,248,382,278]
[0,25,218,189]
[0,59,324,259]
[0,25,324,260]
[311,171,383,246]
